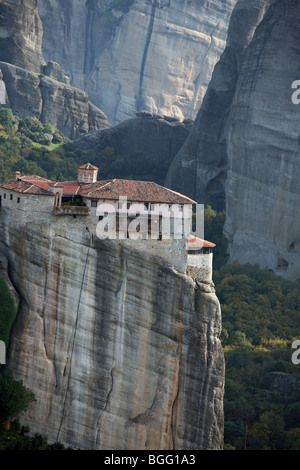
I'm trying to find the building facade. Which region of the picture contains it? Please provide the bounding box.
[0,164,215,277]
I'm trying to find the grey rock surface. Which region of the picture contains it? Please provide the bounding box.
[166,0,300,279]
[0,0,45,73]
[68,115,190,182]
[38,0,237,124]
[0,61,111,139]
[165,0,276,211]
[1,211,224,450]
[224,0,300,279]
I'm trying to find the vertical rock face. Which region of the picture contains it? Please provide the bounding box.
[166,0,300,279]
[0,2,111,137]
[38,0,237,124]
[0,0,45,73]
[224,0,300,279]
[1,212,224,450]
[165,0,276,211]
[0,61,111,139]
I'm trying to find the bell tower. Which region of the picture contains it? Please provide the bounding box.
[78,163,98,183]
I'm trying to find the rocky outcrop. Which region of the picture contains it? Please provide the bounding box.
[223,0,300,279]
[1,210,224,450]
[0,1,111,138]
[67,114,190,182]
[0,61,111,139]
[0,0,45,74]
[166,0,300,279]
[165,0,276,211]
[38,0,238,124]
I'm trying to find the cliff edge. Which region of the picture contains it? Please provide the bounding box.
[1,211,224,450]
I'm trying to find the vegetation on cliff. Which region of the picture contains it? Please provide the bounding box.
[0,108,189,185]
[206,209,300,450]
[0,108,73,181]
[0,275,17,347]
[0,108,300,449]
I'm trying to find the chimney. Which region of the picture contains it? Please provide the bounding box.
[14,171,21,182]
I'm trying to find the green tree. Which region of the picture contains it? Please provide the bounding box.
[0,374,35,424]
[0,275,18,347]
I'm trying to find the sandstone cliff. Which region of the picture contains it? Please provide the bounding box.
[165,0,276,211]
[1,210,224,450]
[223,0,300,279]
[0,61,111,139]
[67,114,190,183]
[0,0,44,74]
[38,0,237,125]
[0,1,111,138]
[166,0,300,279]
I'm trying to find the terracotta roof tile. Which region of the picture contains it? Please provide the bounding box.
[50,181,81,195]
[188,235,216,249]
[2,170,195,204]
[0,180,54,196]
[20,177,81,195]
[78,163,98,170]
[79,179,196,204]
[20,175,52,182]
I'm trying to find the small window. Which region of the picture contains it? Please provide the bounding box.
[10,194,13,200]
[3,193,6,199]
[17,197,20,204]
[91,200,97,208]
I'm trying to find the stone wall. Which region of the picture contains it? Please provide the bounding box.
[187,253,213,282]
[0,190,54,224]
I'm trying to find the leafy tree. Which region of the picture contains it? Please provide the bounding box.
[0,374,35,424]
[203,206,228,269]
[0,275,18,347]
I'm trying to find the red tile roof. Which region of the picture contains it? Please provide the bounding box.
[188,235,216,249]
[78,163,98,170]
[18,177,81,196]
[50,181,81,195]
[1,169,196,205]
[0,180,54,196]
[79,179,196,204]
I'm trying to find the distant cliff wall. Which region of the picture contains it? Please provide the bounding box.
[38,0,237,124]
[166,0,300,279]
[165,0,276,211]
[223,0,300,279]
[1,211,224,450]
[0,1,111,137]
[0,0,45,73]
[0,61,110,139]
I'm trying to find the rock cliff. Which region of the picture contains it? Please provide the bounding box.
[66,114,190,183]
[224,0,300,279]
[38,0,237,124]
[0,0,44,74]
[0,61,111,139]
[166,0,300,279]
[0,0,111,138]
[1,210,224,450]
[165,0,276,211]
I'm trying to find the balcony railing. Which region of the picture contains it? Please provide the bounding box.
[52,205,89,215]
